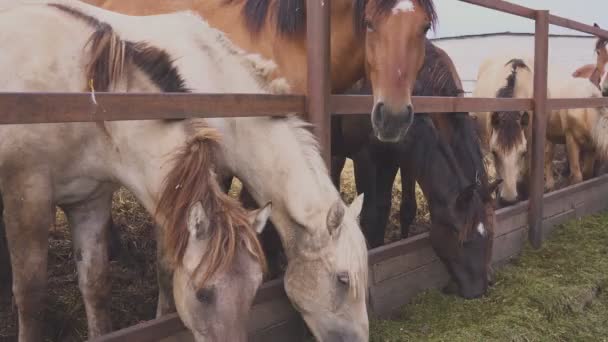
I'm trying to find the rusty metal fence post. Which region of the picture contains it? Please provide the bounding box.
[306,0,332,168]
[528,10,549,249]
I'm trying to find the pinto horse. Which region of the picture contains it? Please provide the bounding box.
[473,57,534,205]
[475,56,608,205]
[85,0,437,142]
[332,40,499,299]
[0,2,369,341]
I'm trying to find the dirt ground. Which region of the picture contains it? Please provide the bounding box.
[0,145,576,341]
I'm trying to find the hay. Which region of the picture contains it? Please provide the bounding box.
[370,211,608,341]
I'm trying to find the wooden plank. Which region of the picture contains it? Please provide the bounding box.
[541,208,576,238]
[368,232,430,265]
[549,15,608,39]
[528,10,550,249]
[330,95,534,115]
[90,313,185,342]
[249,317,307,342]
[548,98,608,110]
[0,93,305,124]
[491,226,527,265]
[248,296,299,332]
[253,278,285,305]
[495,209,528,238]
[306,0,332,167]
[458,0,536,19]
[159,331,193,342]
[372,245,437,285]
[369,260,449,318]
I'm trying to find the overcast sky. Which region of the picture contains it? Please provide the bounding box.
[431,0,608,38]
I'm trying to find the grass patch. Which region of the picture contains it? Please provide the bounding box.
[370,211,608,341]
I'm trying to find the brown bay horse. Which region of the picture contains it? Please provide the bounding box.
[332,40,499,298]
[85,0,438,142]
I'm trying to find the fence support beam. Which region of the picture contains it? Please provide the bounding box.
[306,0,332,168]
[528,10,549,249]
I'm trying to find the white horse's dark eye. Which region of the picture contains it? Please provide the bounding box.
[196,287,215,303]
[337,272,350,285]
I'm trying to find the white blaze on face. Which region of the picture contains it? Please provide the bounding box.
[476,223,486,237]
[392,0,415,14]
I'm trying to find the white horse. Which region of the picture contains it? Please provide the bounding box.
[474,55,608,205]
[0,1,369,341]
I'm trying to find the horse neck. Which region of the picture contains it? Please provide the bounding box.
[209,116,338,256]
[106,120,189,216]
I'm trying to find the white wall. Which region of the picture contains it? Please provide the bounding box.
[433,35,598,94]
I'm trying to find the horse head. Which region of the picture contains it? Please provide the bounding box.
[357,0,437,142]
[283,194,369,342]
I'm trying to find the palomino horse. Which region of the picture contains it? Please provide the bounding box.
[85,0,438,142]
[1,2,371,341]
[474,56,608,205]
[0,4,272,341]
[332,40,500,298]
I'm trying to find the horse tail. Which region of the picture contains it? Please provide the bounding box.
[592,107,608,160]
[85,21,126,91]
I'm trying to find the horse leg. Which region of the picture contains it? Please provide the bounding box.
[399,166,417,239]
[0,194,12,301]
[106,215,121,261]
[155,227,176,317]
[61,192,114,338]
[580,150,595,180]
[544,141,555,191]
[2,177,53,342]
[331,156,346,190]
[353,148,380,248]
[565,133,583,184]
[374,155,399,241]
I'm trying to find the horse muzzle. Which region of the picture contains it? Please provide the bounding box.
[371,102,414,143]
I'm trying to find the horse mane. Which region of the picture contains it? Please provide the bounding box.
[415,40,463,97]
[283,115,368,299]
[596,36,608,52]
[224,0,436,37]
[48,3,188,93]
[156,124,267,285]
[358,0,437,33]
[491,59,529,152]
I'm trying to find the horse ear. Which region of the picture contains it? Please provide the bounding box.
[491,112,500,128]
[520,112,530,127]
[349,193,364,219]
[247,202,272,234]
[327,199,345,237]
[488,179,503,195]
[187,201,210,240]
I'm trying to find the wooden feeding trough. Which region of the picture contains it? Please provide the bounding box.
[2,0,608,341]
[92,174,608,342]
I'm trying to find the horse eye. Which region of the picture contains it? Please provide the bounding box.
[337,272,350,285]
[365,20,375,33]
[195,287,215,304]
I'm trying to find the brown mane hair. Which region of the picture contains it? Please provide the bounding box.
[49,3,188,92]
[491,59,529,152]
[223,0,437,37]
[156,123,267,286]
